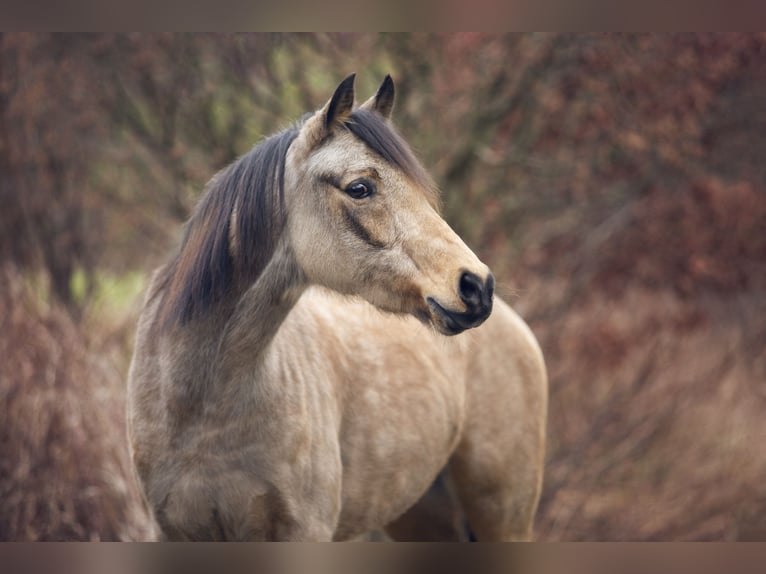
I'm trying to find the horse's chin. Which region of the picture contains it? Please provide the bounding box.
[359,289,487,336]
[431,319,467,337]
[425,296,491,336]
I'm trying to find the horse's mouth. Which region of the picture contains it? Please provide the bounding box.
[426,297,491,336]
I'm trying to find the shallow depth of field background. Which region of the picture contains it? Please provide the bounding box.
[1,33,765,541]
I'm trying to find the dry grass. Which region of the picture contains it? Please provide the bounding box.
[513,179,766,541]
[0,266,154,540]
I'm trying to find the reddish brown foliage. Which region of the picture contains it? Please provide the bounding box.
[593,180,766,298]
[0,266,153,540]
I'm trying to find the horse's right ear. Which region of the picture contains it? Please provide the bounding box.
[360,74,395,120]
[299,74,356,150]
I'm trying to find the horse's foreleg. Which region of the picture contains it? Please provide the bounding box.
[447,436,544,541]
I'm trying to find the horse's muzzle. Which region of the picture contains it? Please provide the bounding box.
[427,272,494,335]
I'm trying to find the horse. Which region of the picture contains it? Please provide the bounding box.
[127,74,547,541]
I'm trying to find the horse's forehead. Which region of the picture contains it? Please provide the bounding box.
[292,129,439,209]
[303,132,385,174]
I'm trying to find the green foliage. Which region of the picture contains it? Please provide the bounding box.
[70,268,146,318]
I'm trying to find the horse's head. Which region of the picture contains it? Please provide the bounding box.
[284,75,494,336]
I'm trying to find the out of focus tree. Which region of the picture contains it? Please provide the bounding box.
[1,34,101,310]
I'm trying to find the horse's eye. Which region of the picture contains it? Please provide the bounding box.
[345,179,375,200]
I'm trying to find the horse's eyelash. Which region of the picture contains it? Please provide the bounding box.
[318,169,381,191]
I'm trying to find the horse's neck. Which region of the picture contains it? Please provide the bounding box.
[218,243,306,375]
[155,244,304,431]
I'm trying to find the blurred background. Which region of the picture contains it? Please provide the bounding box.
[1,33,765,541]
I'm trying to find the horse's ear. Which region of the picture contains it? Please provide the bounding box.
[360,74,395,120]
[323,73,356,128]
[299,74,356,150]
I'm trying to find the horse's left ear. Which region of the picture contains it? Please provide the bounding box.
[360,74,395,120]
[299,74,356,150]
[323,73,356,128]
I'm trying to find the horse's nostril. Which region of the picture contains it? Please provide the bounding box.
[459,272,484,308]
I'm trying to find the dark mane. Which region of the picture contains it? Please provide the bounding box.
[344,109,440,209]
[158,126,299,327]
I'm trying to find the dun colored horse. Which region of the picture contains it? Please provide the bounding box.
[127,75,547,541]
